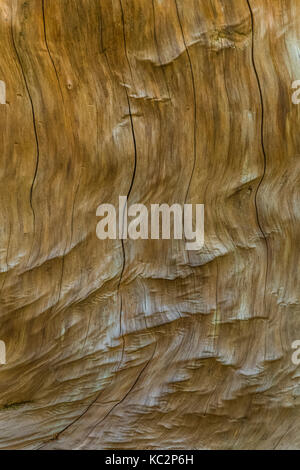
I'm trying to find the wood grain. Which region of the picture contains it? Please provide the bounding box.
[0,0,299,450]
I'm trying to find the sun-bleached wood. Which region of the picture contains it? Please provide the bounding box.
[0,0,300,450]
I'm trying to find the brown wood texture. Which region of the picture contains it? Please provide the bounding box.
[0,0,300,450]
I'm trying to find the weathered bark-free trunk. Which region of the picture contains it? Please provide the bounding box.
[0,0,299,450]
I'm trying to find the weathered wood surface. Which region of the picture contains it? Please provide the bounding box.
[0,0,300,450]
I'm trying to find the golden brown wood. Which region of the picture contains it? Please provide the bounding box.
[0,0,300,450]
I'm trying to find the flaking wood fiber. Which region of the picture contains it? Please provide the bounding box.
[0,0,300,450]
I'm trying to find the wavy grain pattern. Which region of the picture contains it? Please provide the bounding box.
[0,0,300,450]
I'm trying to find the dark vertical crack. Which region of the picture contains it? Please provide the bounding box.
[0,223,12,299]
[10,10,39,239]
[82,341,157,440]
[273,424,294,449]
[247,0,269,313]
[48,173,82,322]
[119,0,138,206]
[37,5,139,447]
[174,0,196,206]
[174,1,197,267]
[42,0,64,102]
[42,0,77,318]
[151,0,171,100]
[39,343,157,449]
[117,0,138,367]
[37,390,104,448]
